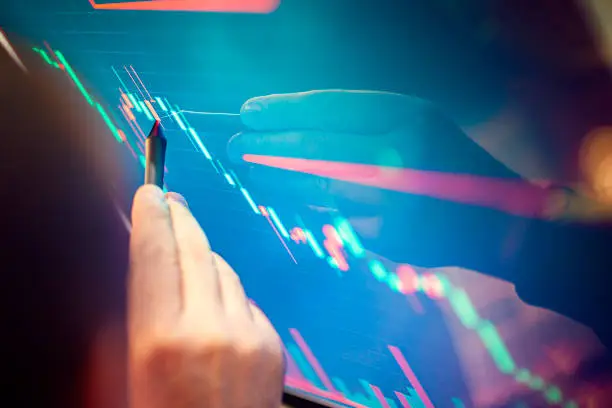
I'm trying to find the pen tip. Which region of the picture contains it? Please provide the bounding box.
[147,120,164,139]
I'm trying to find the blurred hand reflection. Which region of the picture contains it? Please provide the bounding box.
[228,90,538,274]
[374,252,609,407]
[228,89,612,406]
[433,267,605,407]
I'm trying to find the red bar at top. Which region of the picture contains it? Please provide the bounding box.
[88,0,280,13]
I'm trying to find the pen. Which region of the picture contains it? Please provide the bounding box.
[144,120,167,187]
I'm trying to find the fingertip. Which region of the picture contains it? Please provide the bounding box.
[132,185,165,215]
[240,98,263,114]
[240,97,263,128]
[131,184,168,231]
[135,184,165,201]
[239,91,332,132]
[240,93,294,129]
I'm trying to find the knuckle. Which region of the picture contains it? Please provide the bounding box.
[132,335,235,403]
[268,344,284,369]
[135,340,190,380]
[137,331,232,370]
[233,336,263,357]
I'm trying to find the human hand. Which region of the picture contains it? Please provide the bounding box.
[128,185,284,408]
[227,90,530,274]
[229,90,518,178]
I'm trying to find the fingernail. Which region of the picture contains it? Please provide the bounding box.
[165,192,189,209]
[241,101,262,114]
[240,102,263,128]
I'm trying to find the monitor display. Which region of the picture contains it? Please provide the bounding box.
[2,1,608,407]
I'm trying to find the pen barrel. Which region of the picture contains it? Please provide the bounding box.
[145,135,167,187]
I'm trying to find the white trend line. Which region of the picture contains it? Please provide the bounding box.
[180,110,240,116]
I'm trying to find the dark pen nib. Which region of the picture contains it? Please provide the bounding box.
[144,119,167,187]
[147,120,164,140]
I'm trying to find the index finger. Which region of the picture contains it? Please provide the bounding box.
[240,90,434,134]
[166,195,222,319]
[129,185,181,336]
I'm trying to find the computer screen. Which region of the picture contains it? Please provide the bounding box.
[2,1,608,407]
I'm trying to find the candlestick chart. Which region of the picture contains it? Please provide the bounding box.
[22,40,591,407]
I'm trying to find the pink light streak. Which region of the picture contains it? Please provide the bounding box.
[87,0,279,13]
[289,328,338,394]
[388,346,435,408]
[243,154,552,219]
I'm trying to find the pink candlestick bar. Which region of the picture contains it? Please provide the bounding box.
[289,328,338,394]
[388,345,435,408]
[370,384,391,408]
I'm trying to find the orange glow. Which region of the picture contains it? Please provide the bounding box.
[580,126,612,203]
